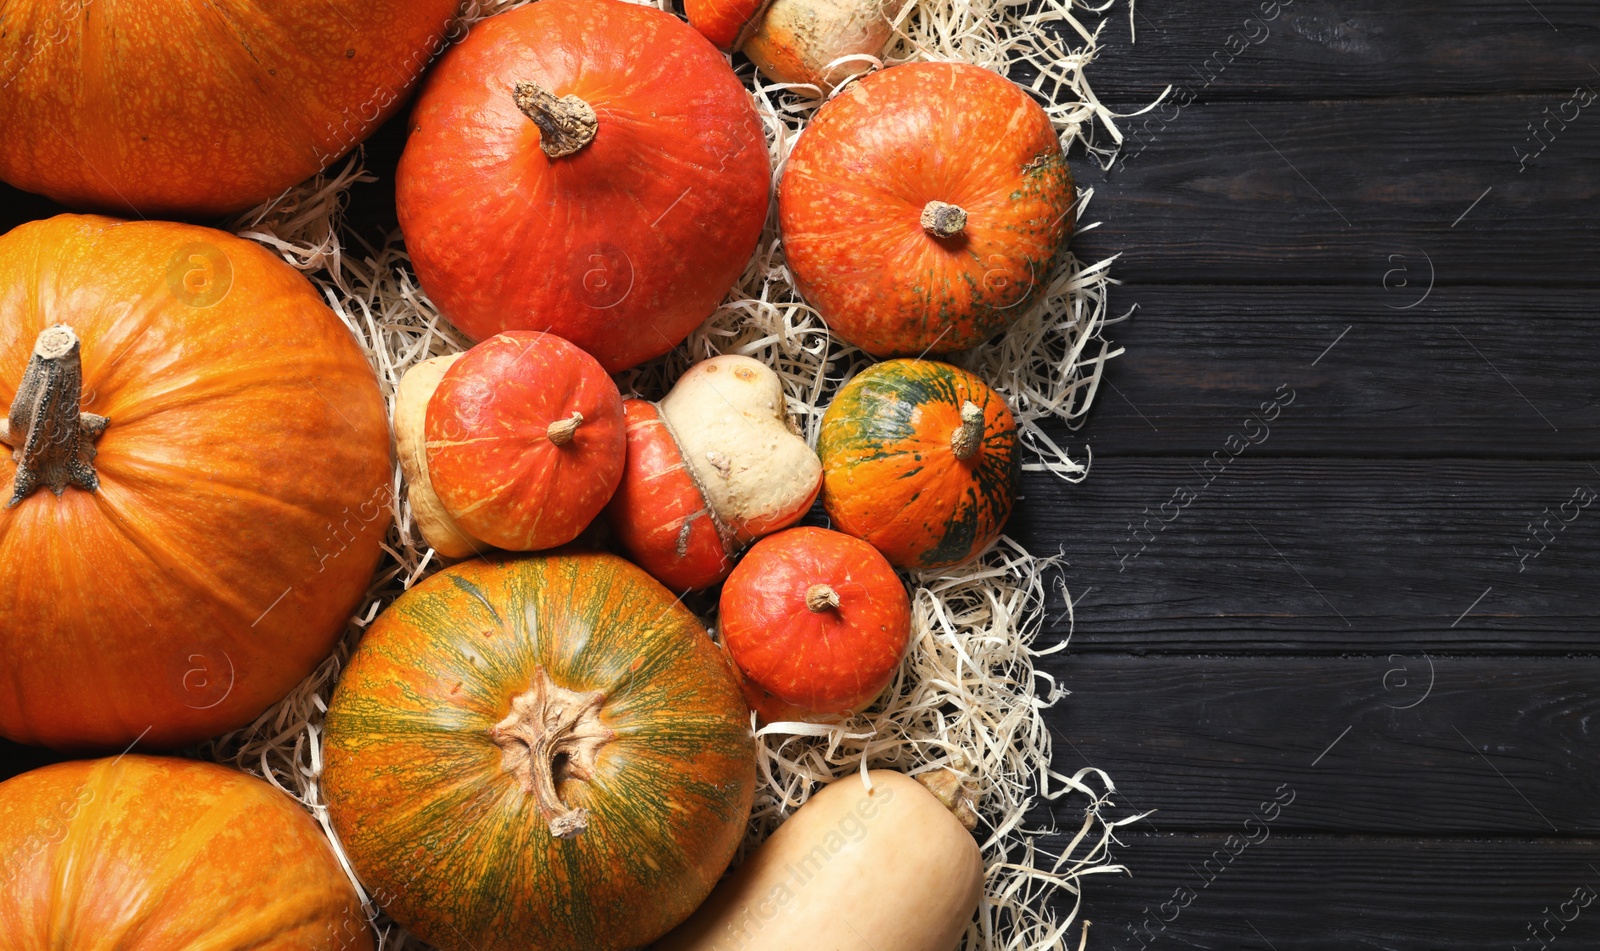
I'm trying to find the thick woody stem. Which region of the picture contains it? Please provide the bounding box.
[805,583,841,612]
[546,412,584,446]
[489,666,615,839]
[514,82,599,159]
[3,325,109,507]
[921,200,968,238]
[916,768,981,832]
[949,401,985,461]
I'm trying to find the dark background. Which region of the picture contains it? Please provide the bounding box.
[3,2,1599,948]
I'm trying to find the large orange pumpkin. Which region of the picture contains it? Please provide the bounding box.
[0,755,372,949]
[323,552,756,951]
[818,359,1018,569]
[395,0,772,372]
[779,62,1075,355]
[0,0,459,216]
[0,215,391,750]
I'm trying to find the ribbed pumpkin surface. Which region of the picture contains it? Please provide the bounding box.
[322,552,756,951]
[819,359,1018,569]
[0,755,371,950]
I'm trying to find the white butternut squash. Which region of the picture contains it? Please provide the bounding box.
[393,353,478,560]
[656,769,983,951]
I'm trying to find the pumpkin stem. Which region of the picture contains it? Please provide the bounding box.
[3,325,110,508]
[488,666,615,839]
[920,201,968,239]
[949,401,985,461]
[805,583,841,612]
[546,411,584,446]
[514,82,599,159]
[915,769,981,833]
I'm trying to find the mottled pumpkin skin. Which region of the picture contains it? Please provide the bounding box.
[396,0,771,372]
[721,527,911,722]
[606,399,733,592]
[426,332,626,552]
[779,62,1074,355]
[0,0,458,216]
[684,0,770,50]
[323,552,756,951]
[819,359,1017,570]
[0,216,391,749]
[0,755,372,950]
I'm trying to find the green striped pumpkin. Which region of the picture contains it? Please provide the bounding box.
[819,359,1019,570]
[322,552,755,951]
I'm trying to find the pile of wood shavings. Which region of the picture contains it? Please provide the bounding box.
[200,0,1147,947]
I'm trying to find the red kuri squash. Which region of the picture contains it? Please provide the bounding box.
[818,359,1018,570]
[424,332,626,552]
[721,527,911,722]
[323,552,756,951]
[779,62,1075,355]
[396,0,771,372]
[0,755,371,949]
[0,215,392,750]
[0,0,458,216]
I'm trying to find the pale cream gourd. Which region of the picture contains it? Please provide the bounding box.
[743,0,898,95]
[657,355,822,544]
[393,353,479,559]
[655,769,984,951]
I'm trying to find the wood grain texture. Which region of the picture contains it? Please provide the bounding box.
[1040,654,1600,835]
[1076,285,1597,458]
[1014,461,1600,651]
[1062,833,1600,951]
[1074,95,1600,285]
[1084,0,1600,101]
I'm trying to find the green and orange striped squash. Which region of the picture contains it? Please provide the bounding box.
[0,755,371,949]
[819,359,1018,570]
[322,551,756,951]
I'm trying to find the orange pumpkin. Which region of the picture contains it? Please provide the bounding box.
[425,331,625,552]
[818,359,1017,570]
[0,215,391,749]
[323,552,756,951]
[721,527,911,722]
[0,0,458,216]
[0,755,371,949]
[779,62,1075,355]
[684,0,771,51]
[396,0,771,372]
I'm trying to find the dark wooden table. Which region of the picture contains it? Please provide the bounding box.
[3,3,1598,948]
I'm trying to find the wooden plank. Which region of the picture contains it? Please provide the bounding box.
[1013,460,1600,651]
[1046,654,1599,835]
[1072,94,1600,285]
[1077,0,1600,101]
[1063,833,1600,951]
[1078,284,1595,458]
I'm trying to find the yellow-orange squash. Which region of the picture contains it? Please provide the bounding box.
[0,755,372,949]
[0,0,459,216]
[0,215,391,749]
[818,359,1017,570]
[323,552,756,951]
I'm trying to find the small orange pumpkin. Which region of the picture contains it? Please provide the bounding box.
[720,527,911,722]
[779,62,1074,355]
[424,332,625,552]
[818,359,1018,570]
[0,755,371,949]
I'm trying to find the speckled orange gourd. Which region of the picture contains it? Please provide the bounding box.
[779,61,1075,355]
[0,755,372,950]
[0,0,458,216]
[322,552,756,951]
[819,359,1019,570]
